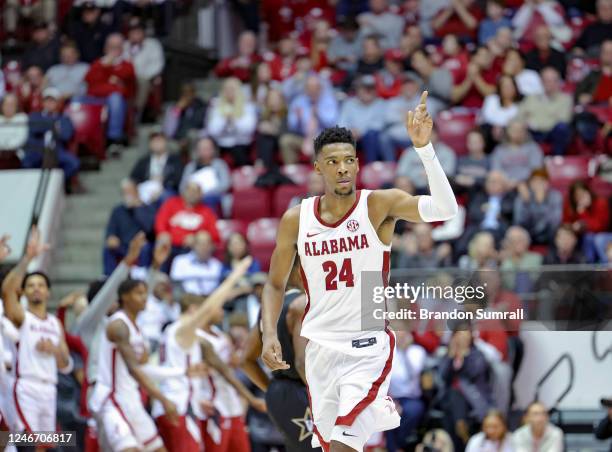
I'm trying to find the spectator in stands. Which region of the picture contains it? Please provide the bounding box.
[0,93,28,152]
[478,0,512,45]
[23,87,80,190]
[457,170,515,255]
[103,179,158,275]
[576,40,612,106]
[357,0,404,49]
[410,50,453,104]
[170,231,223,296]
[499,225,543,292]
[221,232,262,279]
[266,34,298,82]
[454,129,490,192]
[179,137,231,209]
[451,45,497,107]
[396,223,453,268]
[440,34,469,83]
[379,72,445,160]
[283,74,339,162]
[355,35,385,77]
[155,180,221,251]
[162,81,206,143]
[525,26,567,79]
[289,171,325,207]
[85,33,136,150]
[46,42,89,101]
[67,1,114,64]
[491,119,544,186]
[386,330,426,452]
[512,0,571,50]
[563,180,610,235]
[3,1,55,42]
[399,25,424,68]
[502,49,544,97]
[18,65,45,114]
[206,77,257,167]
[255,89,288,170]
[432,0,484,42]
[513,402,564,452]
[594,398,612,448]
[327,16,362,75]
[337,75,386,162]
[375,49,405,99]
[514,168,563,245]
[465,410,513,452]
[575,0,612,57]
[481,75,522,136]
[250,62,275,108]
[214,31,261,83]
[458,231,498,270]
[309,19,332,72]
[543,224,586,264]
[416,429,455,452]
[20,22,60,72]
[124,18,165,118]
[122,0,173,37]
[438,326,493,450]
[130,132,183,201]
[281,51,315,102]
[488,26,515,60]
[520,67,573,156]
[397,127,456,192]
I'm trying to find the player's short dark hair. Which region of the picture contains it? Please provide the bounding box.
[313,126,356,157]
[117,278,146,304]
[22,271,51,290]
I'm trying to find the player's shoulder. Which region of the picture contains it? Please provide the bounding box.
[106,316,130,342]
[279,204,301,229]
[367,188,410,208]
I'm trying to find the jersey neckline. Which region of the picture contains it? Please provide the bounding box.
[313,190,362,228]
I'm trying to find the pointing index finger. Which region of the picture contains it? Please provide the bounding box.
[420,90,428,106]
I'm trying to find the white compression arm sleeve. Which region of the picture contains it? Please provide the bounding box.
[415,142,459,222]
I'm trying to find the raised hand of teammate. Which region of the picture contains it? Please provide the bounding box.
[124,231,147,265]
[0,235,10,262]
[25,225,50,260]
[250,397,267,413]
[152,235,172,269]
[405,91,433,148]
[261,336,290,371]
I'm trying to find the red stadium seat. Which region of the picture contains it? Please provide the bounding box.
[281,164,312,185]
[231,166,265,191]
[231,187,272,221]
[247,218,280,271]
[273,184,307,217]
[359,161,396,189]
[216,219,248,244]
[64,102,107,160]
[589,176,612,198]
[436,110,477,156]
[545,156,593,194]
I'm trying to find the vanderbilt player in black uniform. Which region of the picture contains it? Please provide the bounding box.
[241,261,317,451]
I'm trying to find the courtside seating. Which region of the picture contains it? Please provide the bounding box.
[436,110,477,156]
[545,156,592,194]
[232,187,272,221]
[247,218,280,271]
[273,184,307,217]
[64,102,107,160]
[281,164,311,185]
[359,161,396,189]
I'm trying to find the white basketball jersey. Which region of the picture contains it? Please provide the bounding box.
[152,320,202,417]
[197,326,243,417]
[91,310,147,408]
[15,311,63,383]
[297,189,390,356]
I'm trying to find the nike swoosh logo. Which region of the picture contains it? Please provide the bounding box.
[306,232,322,238]
[342,432,357,437]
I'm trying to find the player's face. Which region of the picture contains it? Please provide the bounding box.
[125,283,148,314]
[315,143,359,197]
[23,275,50,306]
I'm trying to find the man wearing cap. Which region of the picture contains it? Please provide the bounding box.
[22,87,80,191]
[124,18,165,118]
[66,1,115,64]
[338,75,387,162]
[46,41,90,100]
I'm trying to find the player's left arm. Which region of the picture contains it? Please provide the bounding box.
[289,295,308,385]
[199,337,267,413]
[373,91,458,223]
[55,324,73,374]
[240,323,270,392]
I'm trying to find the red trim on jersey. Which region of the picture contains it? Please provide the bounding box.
[143,432,161,446]
[298,263,311,323]
[13,342,33,433]
[313,190,361,228]
[305,382,330,452]
[208,375,217,400]
[110,395,138,436]
[334,329,395,427]
[382,250,390,287]
[111,348,117,392]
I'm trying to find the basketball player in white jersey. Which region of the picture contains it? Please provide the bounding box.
[261,91,458,452]
[89,278,180,452]
[152,256,259,451]
[1,226,73,446]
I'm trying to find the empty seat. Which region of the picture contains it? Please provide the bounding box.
[216,219,248,244]
[247,218,280,271]
[273,184,307,217]
[281,164,312,185]
[545,156,592,194]
[359,161,397,189]
[231,187,272,222]
[436,110,477,156]
[231,165,264,191]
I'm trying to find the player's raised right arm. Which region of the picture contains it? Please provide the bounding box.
[261,206,300,371]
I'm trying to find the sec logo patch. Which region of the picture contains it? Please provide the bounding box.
[347,220,359,232]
